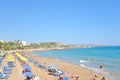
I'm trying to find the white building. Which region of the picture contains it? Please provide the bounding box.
[0,40,5,43]
[21,41,27,46]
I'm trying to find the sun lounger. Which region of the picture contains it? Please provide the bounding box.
[0,72,9,79]
[49,71,60,76]
[23,65,31,71]
[8,61,15,67]
[3,67,12,74]
[28,58,46,69]
[27,58,34,62]
[49,70,63,76]
[3,67,12,71]
[36,63,46,69]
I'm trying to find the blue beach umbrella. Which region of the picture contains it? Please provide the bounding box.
[57,70,63,75]
[23,65,31,71]
[49,64,56,69]
[63,77,70,80]
[23,72,34,77]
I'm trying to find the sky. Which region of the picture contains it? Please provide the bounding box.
[0,0,120,45]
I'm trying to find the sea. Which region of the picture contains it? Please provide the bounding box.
[31,46,120,80]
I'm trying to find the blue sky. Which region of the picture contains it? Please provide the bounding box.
[0,0,120,45]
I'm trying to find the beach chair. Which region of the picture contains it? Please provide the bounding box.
[8,61,15,67]
[27,58,33,62]
[0,72,9,79]
[34,61,39,64]
[36,63,46,69]
[3,67,12,74]
[23,65,31,71]
[49,71,60,76]
[3,67,12,71]
[49,70,63,76]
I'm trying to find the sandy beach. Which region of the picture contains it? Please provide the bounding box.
[23,50,106,80]
[0,49,107,80]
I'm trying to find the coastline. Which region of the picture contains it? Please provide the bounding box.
[22,49,108,80]
[5,48,109,80]
[24,52,99,80]
[7,47,68,53]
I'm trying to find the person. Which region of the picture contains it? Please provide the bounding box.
[75,75,79,80]
[94,75,98,78]
[59,75,63,80]
[91,58,94,61]
[100,64,103,69]
[26,76,33,80]
[99,64,103,75]
[101,77,106,80]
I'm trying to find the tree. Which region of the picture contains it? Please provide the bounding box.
[0,42,3,49]
[7,41,15,46]
[17,46,24,49]
[4,46,11,51]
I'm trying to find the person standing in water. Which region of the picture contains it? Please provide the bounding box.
[100,64,103,74]
[100,64,103,69]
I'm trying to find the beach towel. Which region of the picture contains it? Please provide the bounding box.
[34,77,40,80]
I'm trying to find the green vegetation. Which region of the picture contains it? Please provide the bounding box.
[0,40,24,51]
[0,41,69,51]
[30,42,69,49]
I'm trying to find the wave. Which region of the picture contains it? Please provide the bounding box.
[80,64,87,67]
[80,60,89,63]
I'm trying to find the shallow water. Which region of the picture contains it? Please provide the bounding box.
[32,46,120,80]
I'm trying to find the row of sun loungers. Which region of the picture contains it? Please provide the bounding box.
[0,52,70,80]
[20,53,70,80]
[15,53,36,80]
[0,54,15,79]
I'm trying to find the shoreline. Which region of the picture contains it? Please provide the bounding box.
[31,53,112,79]
[22,50,108,80]
[5,48,110,80]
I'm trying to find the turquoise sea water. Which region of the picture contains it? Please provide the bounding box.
[31,46,120,80]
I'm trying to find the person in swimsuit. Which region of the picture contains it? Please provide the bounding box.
[100,64,103,69]
[99,64,103,75]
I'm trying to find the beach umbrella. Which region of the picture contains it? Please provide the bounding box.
[23,72,34,77]
[57,70,63,75]
[49,64,56,69]
[63,77,70,80]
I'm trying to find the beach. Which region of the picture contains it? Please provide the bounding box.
[22,50,106,80]
[0,49,108,80]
